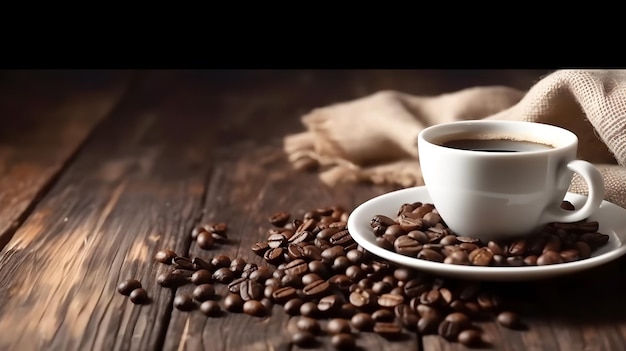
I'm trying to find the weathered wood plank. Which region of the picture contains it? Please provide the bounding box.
[0,71,217,351]
[0,70,135,249]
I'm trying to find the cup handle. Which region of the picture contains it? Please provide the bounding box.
[541,160,605,224]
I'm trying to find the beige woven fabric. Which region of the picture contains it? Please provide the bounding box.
[284,70,626,208]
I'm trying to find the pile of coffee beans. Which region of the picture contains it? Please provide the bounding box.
[370,201,609,267]
[117,203,561,349]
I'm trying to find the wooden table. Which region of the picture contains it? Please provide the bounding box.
[2,69,625,351]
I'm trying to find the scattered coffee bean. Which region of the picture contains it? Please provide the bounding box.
[224,293,244,312]
[297,316,321,334]
[174,294,196,311]
[243,300,267,317]
[458,329,483,347]
[327,318,352,334]
[129,288,149,304]
[191,269,212,285]
[157,272,189,288]
[269,211,291,227]
[154,250,177,264]
[193,284,216,302]
[351,312,374,331]
[497,310,522,329]
[117,279,142,295]
[291,331,316,347]
[331,333,356,350]
[200,300,221,317]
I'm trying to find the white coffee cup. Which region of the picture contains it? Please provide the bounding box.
[417,120,605,241]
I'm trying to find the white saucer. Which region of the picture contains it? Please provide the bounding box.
[347,186,626,281]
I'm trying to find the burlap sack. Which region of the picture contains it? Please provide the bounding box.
[284,70,626,208]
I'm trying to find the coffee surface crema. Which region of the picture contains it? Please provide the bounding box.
[440,138,554,153]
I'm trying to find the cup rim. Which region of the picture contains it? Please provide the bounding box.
[418,120,578,155]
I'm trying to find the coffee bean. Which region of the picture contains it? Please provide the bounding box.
[331,333,356,350]
[524,255,538,265]
[172,256,195,270]
[229,258,247,274]
[508,239,527,255]
[272,286,298,304]
[417,316,440,334]
[154,250,177,264]
[420,290,442,307]
[378,293,404,308]
[469,247,494,266]
[398,215,423,232]
[288,230,313,245]
[224,293,244,312]
[296,316,321,334]
[372,281,393,295]
[192,283,216,302]
[373,322,403,339]
[249,267,273,283]
[576,241,592,259]
[240,280,264,301]
[191,269,212,285]
[396,305,419,330]
[243,300,267,317]
[267,233,288,249]
[192,257,213,271]
[326,318,351,335]
[291,331,316,347]
[200,300,221,317]
[264,247,284,264]
[303,280,331,298]
[560,249,580,262]
[284,259,309,276]
[191,226,208,240]
[332,256,352,272]
[302,273,323,286]
[371,214,396,228]
[284,298,304,315]
[256,297,271,312]
[444,250,470,265]
[212,267,235,284]
[269,211,290,227]
[129,288,149,304]
[393,235,422,256]
[210,255,231,268]
[372,309,395,322]
[458,329,483,347]
[417,248,444,262]
[174,294,196,311]
[300,301,320,318]
[351,312,374,331]
[497,311,522,329]
[157,272,189,288]
[537,250,563,265]
[345,265,365,281]
[205,222,228,236]
[281,274,303,289]
[376,237,394,251]
[580,232,610,248]
[196,231,214,250]
[252,241,270,256]
[318,294,341,312]
[330,230,354,246]
[328,274,352,291]
[118,279,142,295]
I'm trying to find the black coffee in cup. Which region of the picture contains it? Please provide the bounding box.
[440,138,554,153]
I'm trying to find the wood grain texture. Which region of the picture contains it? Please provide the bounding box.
[0,71,216,351]
[0,70,135,249]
